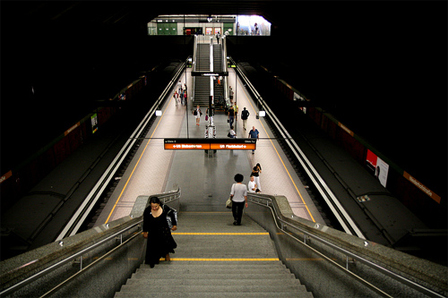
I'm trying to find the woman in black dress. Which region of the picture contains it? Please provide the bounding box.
[142,197,177,268]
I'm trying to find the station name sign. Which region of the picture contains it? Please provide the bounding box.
[164,138,256,150]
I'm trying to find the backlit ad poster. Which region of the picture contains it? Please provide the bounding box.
[366,149,389,187]
[375,156,389,188]
[91,113,98,134]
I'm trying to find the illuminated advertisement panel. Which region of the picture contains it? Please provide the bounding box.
[91,113,98,134]
[366,149,389,187]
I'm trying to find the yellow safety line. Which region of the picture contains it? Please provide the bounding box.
[168,258,279,262]
[285,258,327,261]
[181,211,232,213]
[172,232,269,235]
[105,96,174,223]
[242,76,315,223]
[97,257,280,262]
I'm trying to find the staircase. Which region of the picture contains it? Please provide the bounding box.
[115,212,313,297]
[115,261,311,297]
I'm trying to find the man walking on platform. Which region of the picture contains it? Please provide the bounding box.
[228,106,235,128]
[248,126,259,154]
[241,107,250,130]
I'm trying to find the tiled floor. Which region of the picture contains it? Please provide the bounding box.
[99,69,325,225]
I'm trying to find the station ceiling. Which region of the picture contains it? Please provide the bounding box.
[5,1,290,32]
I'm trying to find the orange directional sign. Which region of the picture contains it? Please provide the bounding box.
[164,138,256,150]
[164,143,210,150]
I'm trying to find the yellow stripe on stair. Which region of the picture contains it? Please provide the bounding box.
[164,258,279,261]
[172,232,269,235]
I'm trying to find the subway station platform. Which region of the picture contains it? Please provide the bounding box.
[97,68,325,225]
[2,64,446,298]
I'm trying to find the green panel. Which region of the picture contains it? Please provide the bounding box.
[169,22,177,35]
[157,23,165,35]
[223,23,234,35]
[157,23,177,35]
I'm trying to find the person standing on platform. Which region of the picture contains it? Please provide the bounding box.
[230,174,248,226]
[229,86,234,103]
[233,102,239,118]
[251,163,262,192]
[173,91,180,106]
[248,126,259,154]
[241,107,250,130]
[182,84,187,105]
[205,107,215,124]
[228,126,236,138]
[228,106,235,128]
[183,90,188,106]
[193,105,202,126]
[142,197,177,268]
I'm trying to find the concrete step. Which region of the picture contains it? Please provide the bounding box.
[114,212,314,298]
[125,278,301,287]
[117,283,305,294]
[130,273,296,280]
[136,267,289,276]
[116,291,313,298]
[138,262,288,271]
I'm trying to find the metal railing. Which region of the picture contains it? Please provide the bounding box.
[0,190,181,297]
[247,194,446,297]
[222,36,229,103]
[55,62,186,241]
[231,57,365,239]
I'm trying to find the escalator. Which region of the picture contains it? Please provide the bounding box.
[193,44,211,107]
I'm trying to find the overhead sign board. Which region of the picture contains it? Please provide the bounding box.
[164,138,256,150]
[191,71,229,77]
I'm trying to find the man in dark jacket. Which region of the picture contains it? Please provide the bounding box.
[241,107,250,130]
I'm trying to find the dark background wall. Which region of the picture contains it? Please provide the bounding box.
[1,1,446,202]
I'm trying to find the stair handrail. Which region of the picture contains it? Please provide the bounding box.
[54,62,186,241]
[193,35,198,72]
[209,37,214,101]
[192,36,198,101]
[222,36,229,103]
[230,57,365,240]
[222,35,227,73]
[247,193,447,297]
[0,189,181,297]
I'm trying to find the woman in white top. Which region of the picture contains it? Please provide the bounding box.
[248,176,258,193]
[193,105,202,126]
[230,173,248,226]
